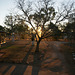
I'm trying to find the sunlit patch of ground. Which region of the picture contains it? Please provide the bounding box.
[0,40,32,63]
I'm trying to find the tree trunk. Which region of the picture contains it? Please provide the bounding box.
[35,38,41,53]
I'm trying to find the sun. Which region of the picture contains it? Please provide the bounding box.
[37,27,42,37]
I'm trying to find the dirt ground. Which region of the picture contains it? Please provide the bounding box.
[0,40,75,75]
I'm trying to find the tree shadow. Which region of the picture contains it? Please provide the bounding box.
[47,66,63,72]
[9,45,34,75]
[31,48,64,75]
[10,43,64,75]
[0,44,64,75]
[22,45,34,63]
[11,65,28,75]
[31,53,41,75]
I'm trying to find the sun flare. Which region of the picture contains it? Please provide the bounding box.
[37,27,42,37]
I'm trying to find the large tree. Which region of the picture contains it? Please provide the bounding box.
[17,0,75,53]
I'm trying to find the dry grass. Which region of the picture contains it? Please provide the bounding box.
[0,40,33,63]
[0,40,50,64]
[60,43,75,75]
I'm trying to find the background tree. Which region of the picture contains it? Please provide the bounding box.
[13,17,29,39]
[48,22,61,40]
[4,14,29,39]
[64,22,75,40]
[4,13,15,33]
[17,0,75,53]
[0,25,5,31]
[0,25,6,44]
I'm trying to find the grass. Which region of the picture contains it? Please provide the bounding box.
[60,43,75,63]
[0,40,48,64]
[60,43,75,75]
[0,41,14,50]
[0,40,33,63]
[1,40,75,70]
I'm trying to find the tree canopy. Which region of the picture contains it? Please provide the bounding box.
[16,0,75,52]
[0,25,5,31]
[64,22,75,39]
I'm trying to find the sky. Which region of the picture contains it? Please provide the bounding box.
[0,0,15,26]
[0,0,74,27]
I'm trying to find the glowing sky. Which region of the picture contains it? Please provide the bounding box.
[0,0,74,26]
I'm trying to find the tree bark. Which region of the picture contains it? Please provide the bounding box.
[35,38,41,53]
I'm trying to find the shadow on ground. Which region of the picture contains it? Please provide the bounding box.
[19,44,64,75]
[0,41,68,75]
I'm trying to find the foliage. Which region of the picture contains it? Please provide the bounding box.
[64,22,75,40]
[17,0,75,52]
[4,14,15,32]
[0,25,5,31]
[4,14,30,39]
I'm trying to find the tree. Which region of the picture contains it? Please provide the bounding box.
[4,13,15,33]
[17,0,75,53]
[13,18,29,39]
[0,25,5,31]
[64,22,75,40]
[4,13,29,40]
[68,12,75,23]
[0,25,6,45]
